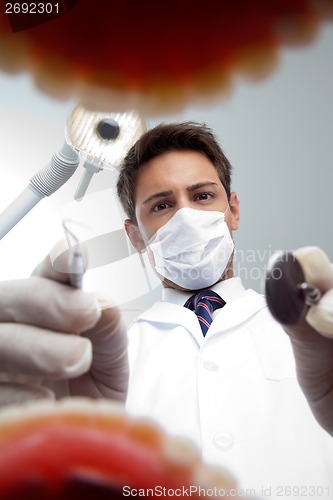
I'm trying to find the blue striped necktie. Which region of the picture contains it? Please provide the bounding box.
[184,290,226,336]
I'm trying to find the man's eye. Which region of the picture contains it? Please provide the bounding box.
[152,202,170,212]
[195,193,213,201]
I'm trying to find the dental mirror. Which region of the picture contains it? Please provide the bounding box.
[265,251,321,325]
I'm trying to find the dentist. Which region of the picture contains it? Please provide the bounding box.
[117,122,333,498]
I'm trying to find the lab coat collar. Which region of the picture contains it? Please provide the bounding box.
[161,277,246,306]
[136,278,267,347]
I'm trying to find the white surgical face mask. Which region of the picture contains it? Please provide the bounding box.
[145,207,234,290]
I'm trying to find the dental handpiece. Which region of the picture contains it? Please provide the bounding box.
[62,220,86,289]
[68,248,85,289]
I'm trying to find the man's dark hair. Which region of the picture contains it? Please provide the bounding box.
[117,122,232,224]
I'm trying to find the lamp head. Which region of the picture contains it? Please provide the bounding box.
[65,103,147,171]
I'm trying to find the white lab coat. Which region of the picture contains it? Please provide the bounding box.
[126,278,333,500]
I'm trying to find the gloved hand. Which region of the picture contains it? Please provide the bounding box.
[284,246,333,436]
[0,242,128,406]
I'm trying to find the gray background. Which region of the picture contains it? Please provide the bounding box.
[0,22,332,319]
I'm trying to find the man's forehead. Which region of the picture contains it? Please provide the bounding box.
[141,149,210,166]
[137,151,220,181]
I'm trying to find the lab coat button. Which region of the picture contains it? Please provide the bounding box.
[213,432,234,451]
[203,360,219,372]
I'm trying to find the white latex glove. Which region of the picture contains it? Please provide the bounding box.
[284,246,333,436]
[0,243,128,406]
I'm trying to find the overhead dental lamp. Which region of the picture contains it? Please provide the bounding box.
[66,104,147,201]
[0,105,147,240]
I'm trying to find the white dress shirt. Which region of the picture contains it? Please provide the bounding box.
[126,278,333,499]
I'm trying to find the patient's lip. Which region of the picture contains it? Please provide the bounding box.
[0,398,241,498]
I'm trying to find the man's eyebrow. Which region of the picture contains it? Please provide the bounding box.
[143,190,173,205]
[142,182,218,205]
[186,181,218,192]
